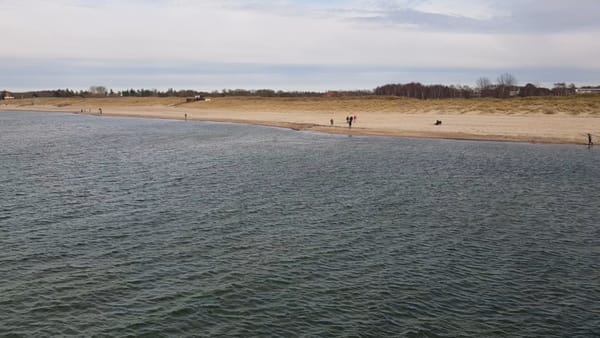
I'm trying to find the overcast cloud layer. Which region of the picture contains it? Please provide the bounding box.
[1,0,600,91]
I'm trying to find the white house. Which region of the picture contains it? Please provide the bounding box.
[576,87,600,94]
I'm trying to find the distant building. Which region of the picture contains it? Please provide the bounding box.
[1,91,15,100]
[576,87,600,94]
[186,95,209,102]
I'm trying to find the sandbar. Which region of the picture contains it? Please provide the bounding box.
[2,97,599,145]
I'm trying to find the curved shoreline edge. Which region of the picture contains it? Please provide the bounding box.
[1,105,597,146]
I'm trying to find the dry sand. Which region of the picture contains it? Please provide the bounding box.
[2,97,600,145]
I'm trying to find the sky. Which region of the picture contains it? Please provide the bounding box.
[1,0,600,91]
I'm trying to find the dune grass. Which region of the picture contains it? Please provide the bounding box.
[3,95,600,116]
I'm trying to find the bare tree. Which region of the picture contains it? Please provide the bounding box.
[495,73,517,98]
[553,82,566,96]
[476,77,492,90]
[497,73,517,87]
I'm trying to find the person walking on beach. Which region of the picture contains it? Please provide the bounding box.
[185,113,188,121]
[348,116,353,128]
[588,133,593,146]
[330,118,334,126]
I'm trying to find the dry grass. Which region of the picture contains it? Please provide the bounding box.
[165,95,600,116]
[3,95,600,116]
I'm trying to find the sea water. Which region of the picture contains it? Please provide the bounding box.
[1,111,599,337]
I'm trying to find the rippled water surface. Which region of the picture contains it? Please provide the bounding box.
[1,111,599,337]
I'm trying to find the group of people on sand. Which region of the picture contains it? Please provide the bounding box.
[345,115,357,128]
[329,115,358,128]
[78,108,102,115]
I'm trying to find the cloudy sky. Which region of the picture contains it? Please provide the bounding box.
[1,0,600,91]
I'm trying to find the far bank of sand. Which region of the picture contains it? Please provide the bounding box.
[2,96,599,145]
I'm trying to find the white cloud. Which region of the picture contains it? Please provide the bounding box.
[413,0,505,20]
[1,0,600,90]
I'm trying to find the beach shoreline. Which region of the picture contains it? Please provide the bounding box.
[2,97,599,145]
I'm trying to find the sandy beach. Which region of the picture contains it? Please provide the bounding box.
[2,97,599,145]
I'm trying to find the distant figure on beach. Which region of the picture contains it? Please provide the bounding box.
[588,133,593,146]
[98,108,102,115]
[348,116,353,128]
[434,120,442,125]
[330,118,333,126]
[354,115,357,122]
[185,113,188,121]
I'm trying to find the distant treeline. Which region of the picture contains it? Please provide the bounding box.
[372,82,575,99]
[374,74,584,99]
[2,88,335,99]
[2,75,599,100]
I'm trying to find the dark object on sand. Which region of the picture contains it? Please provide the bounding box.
[588,133,593,146]
[434,120,442,125]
